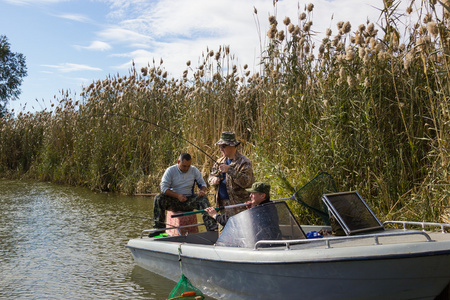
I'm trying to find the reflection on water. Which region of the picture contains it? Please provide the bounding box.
[0,179,187,299]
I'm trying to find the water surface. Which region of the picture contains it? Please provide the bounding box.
[0,179,191,299]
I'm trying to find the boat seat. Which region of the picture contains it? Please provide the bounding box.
[166,210,199,236]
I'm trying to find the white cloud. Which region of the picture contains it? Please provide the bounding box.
[75,41,112,51]
[57,13,91,23]
[42,63,102,73]
[97,27,153,47]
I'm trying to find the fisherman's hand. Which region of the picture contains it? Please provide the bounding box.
[198,189,206,197]
[205,207,217,218]
[219,164,230,173]
[210,176,220,185]
[177,194,187,202]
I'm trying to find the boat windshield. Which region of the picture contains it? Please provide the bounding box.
[216,201,306,248]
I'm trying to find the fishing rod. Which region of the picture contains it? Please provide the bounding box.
[90,112,219,165]
[170,203,249,218]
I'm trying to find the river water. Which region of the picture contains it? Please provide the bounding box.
[0,179,208,299]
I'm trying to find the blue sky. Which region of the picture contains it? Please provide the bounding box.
[1,0,394,114]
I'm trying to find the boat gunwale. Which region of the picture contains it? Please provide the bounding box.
[126,241,450,265]
[126,228,450,265]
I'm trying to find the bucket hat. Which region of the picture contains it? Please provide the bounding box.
[215,131,241,147]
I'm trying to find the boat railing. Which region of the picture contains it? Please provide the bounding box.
[383,220,450,233]
[140,223,205,238]
[254,230,432,250]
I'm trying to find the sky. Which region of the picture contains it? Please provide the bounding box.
[1,0,401,114]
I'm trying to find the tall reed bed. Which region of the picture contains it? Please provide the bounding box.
[0,0,448,223]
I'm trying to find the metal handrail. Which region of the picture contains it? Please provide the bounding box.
[383,220,450,233]
[254,230,432,250]
[140,223,206,238]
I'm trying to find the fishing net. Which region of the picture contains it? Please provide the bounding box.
[167,274,204,300]
[293,172,337,225]
[168,246,204,300]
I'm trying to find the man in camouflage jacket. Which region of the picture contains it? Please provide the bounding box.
[208,131,255,217]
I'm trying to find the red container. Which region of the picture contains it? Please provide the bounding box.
[166,211,199,236]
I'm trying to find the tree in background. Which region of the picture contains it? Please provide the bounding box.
[0,35,27,117]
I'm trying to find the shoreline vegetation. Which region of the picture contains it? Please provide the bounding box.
[1,1,449,224]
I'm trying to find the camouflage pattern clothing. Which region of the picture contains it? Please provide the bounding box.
[208,151,255,216]
[153,194,217,230]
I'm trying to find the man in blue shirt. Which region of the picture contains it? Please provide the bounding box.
[151,153,217,236]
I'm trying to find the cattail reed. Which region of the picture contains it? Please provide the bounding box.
[0,0,448,224]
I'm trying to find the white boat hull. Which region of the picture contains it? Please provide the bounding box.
[127,230,450,300]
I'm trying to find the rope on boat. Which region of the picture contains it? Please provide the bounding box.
[178,245,183,274]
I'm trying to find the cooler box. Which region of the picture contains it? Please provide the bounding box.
[166,210,199,236]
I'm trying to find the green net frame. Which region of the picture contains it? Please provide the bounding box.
[293,172,337,225]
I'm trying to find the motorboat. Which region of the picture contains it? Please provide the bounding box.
[126,191,450,299]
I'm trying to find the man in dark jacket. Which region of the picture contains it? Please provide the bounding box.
[205,182,271,226]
